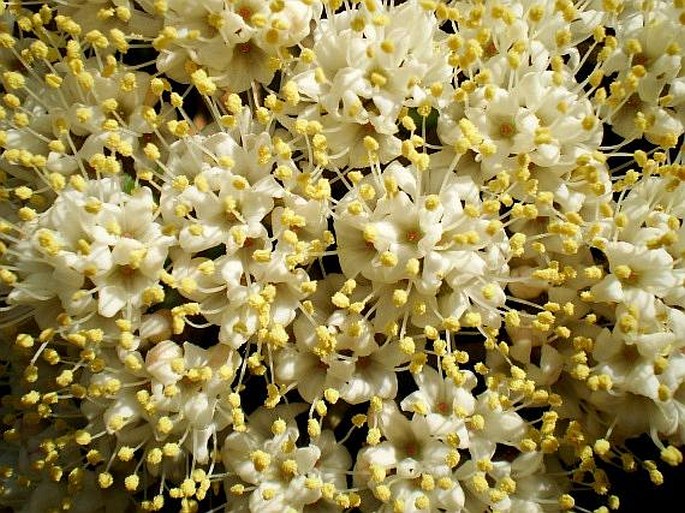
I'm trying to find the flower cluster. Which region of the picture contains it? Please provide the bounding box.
[1,1,685,512]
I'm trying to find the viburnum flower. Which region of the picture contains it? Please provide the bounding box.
[590,241,680,317]
[274,274,409,404]
[455,451,569,513]
[1,55,168,191]
[465,70,603,178]
[222,404,351,513]
[3,1,685,512]
[159,130,284,254]
[354,401,465,513]
[334,160,510,330]
[288,0,451,168]
[90,187,175,317]
[155,0,321,92]
[159,126,328,347]
[11,468,132,513]
[400,365,477,441]
[4,178,173,322]
[55,0,162,37]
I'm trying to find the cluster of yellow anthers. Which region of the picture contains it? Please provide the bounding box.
[1,0,685,512]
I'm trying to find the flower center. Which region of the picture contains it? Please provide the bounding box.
[362,122,375,133]
[632,52,650,68]
[484,40,498,58]
[499,121,515,138]
[356,356,372,369]
[436,401,449,414]
[614,264,638,284]
[405,442,418,457]
[238,42,252,54]
[622,343,641,363]
[237,6,253,21]
[626,94,641,108]
[119,264,136,277]
[405,230,421,243]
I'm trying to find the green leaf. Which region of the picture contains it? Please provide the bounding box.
[122,174,137,194]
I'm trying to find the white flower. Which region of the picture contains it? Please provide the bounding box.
[585,303,685,441]
[88,187,175,317]
[354,401,465,512]
[334,162,510,330]
[16,470,131,513]
[5,2,685,511]
[161,131,283,255]
[496,326,565,387]
[56,0,162,37]
[602,13,683,105]
[147,341,240,463]
[472,452,568,513]
[593,325,662,399]
[338,340,408,404]
[466,71,602,178]
[590,241,680,315]
[223,404,351,513]
[400,366,477,441]
[156,0,320,91]
[468,390,529,461]
[357,405,444,476]
[145,339,184,386]
[287,0,451,168]
[5,178,173,320]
